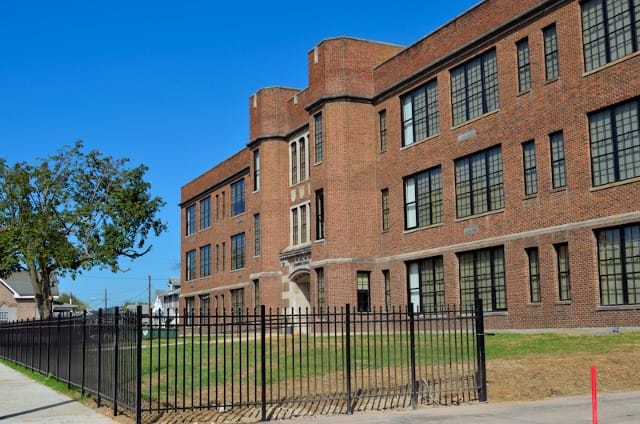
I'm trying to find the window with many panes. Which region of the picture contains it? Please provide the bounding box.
[231,233,245,270]
[451,49,499,126]
[185,297,195,325]
[231,179,245,216]
[381,188,390,231]
[516,38,531,92]
[407,256,445,313]
[555,243,571,301]
[200,294,210,314]
[526,247,541,303]
[401,80,439,146]
[254,214,261,256]
[253,149,260,191]
[200,244,211,277]
[186,250,196,281]
[314,113,323,163]
[0,311,9,323]
[522,141,538,195]
[459,246,507,312]
[186,205,196,235]
[582,0,640,72]
[317,268,326,311]
[455,146,504,219]
[231,288,244,318]
[379,110,387,152]
[550,131,567,188]
[200,197,210,230]
[597,223,640,305]
[254,280,260,309]
[357,271,371,312]
[404,166,443,229]
[589,98,640,186]
[543,24,560,80]
[290,136,308,185]
[315,189,325,240]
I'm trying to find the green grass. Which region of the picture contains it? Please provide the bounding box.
[0,358,87,400]
[485,332,640,360]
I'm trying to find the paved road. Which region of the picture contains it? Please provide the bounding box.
[0,362,119,423]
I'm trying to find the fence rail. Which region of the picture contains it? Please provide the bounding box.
[0,302,487,423]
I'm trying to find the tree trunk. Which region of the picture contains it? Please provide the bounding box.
[29,264,52,320]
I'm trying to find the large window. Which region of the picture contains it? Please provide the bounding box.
[383,270,391,312]
[550,131,567,189]
[555,243,571,301]
[253,149,260,191]
[589,98,640,186]
[200,197,211,230]
[200,244,211,277]
[522,141,538,195]
[516,38,531,93]
[231,233,246,270]
[185,297,195,325]
[315,189,325,240]
[407,257,445,313]
[379,110,387,152]
[254,213,261,256]
[543,24,560,81]
[451,49,499,126]
[582,0,640,72]
[381,188,390,231]
[186,204,196,235]
[231,288,245,318]
[314,113,323,163]
[459,246,506,312]
[186,249,196,281]
[455,146,504,219]
[526,247,541,303]
[254,280,260,309]
[404,166,443,229]
[597,224,640,305]
[231,179,245,216]
[401,80,439,146]
[357,271,371,312]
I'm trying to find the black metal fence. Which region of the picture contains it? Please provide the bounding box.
[0,302,487,423]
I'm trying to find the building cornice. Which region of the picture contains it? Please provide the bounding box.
[305,94,373,114]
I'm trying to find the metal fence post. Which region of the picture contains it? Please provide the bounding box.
[81,311,86,397]
[114,307,120,417]
[475,298,487,402]
[68,315,73,388]
[136,305,143,424]
[408,303,417,409]
[260,305,267,422]
[97,308,103,408]
[345,304,352,415]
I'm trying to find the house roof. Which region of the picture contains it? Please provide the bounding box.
[0,271,59,299]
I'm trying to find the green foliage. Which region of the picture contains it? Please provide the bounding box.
[0,140,167,318]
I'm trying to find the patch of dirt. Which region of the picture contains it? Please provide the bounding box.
[487,351,640,402]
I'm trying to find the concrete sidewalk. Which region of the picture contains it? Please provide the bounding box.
[0,362,120,423]
[302,391,640,424]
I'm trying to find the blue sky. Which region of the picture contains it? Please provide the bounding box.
[1,0,479,309]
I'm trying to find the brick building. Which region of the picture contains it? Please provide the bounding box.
[180,0,640,329]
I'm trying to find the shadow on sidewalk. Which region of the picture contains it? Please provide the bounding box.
[0,399,75,420]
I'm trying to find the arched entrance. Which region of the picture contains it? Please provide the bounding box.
[288,269,311,310]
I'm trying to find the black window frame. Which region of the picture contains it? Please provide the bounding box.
[454,145,504,219]
[254,213,261,257]
[543,24,560,81]
[597,223,640,306]
[381,188,390,231]
[550,131,567,189]
[555,242,572,301]
[404,166,443,229]
[379,109,388,152]
[526,247,541,303]
[407,256,445,314]
[581,0,640,72]
[589,98,640,186]
[253,149,260,191]
[516,37,532,93]
[200,197,211,230]
[314,113,323,163]
[186,204,196,235]
[186,249,196,281]
[459,246,507,312]
[356,271,371,313]
[401,79,440,146]
[451,49,499,126]
[231,179,245,217]
[315,189,325,240]
[231,233,246,271]
[200,244,211,277]
[522,140,538,196]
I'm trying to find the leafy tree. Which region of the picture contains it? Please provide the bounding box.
[0,141,167,319]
